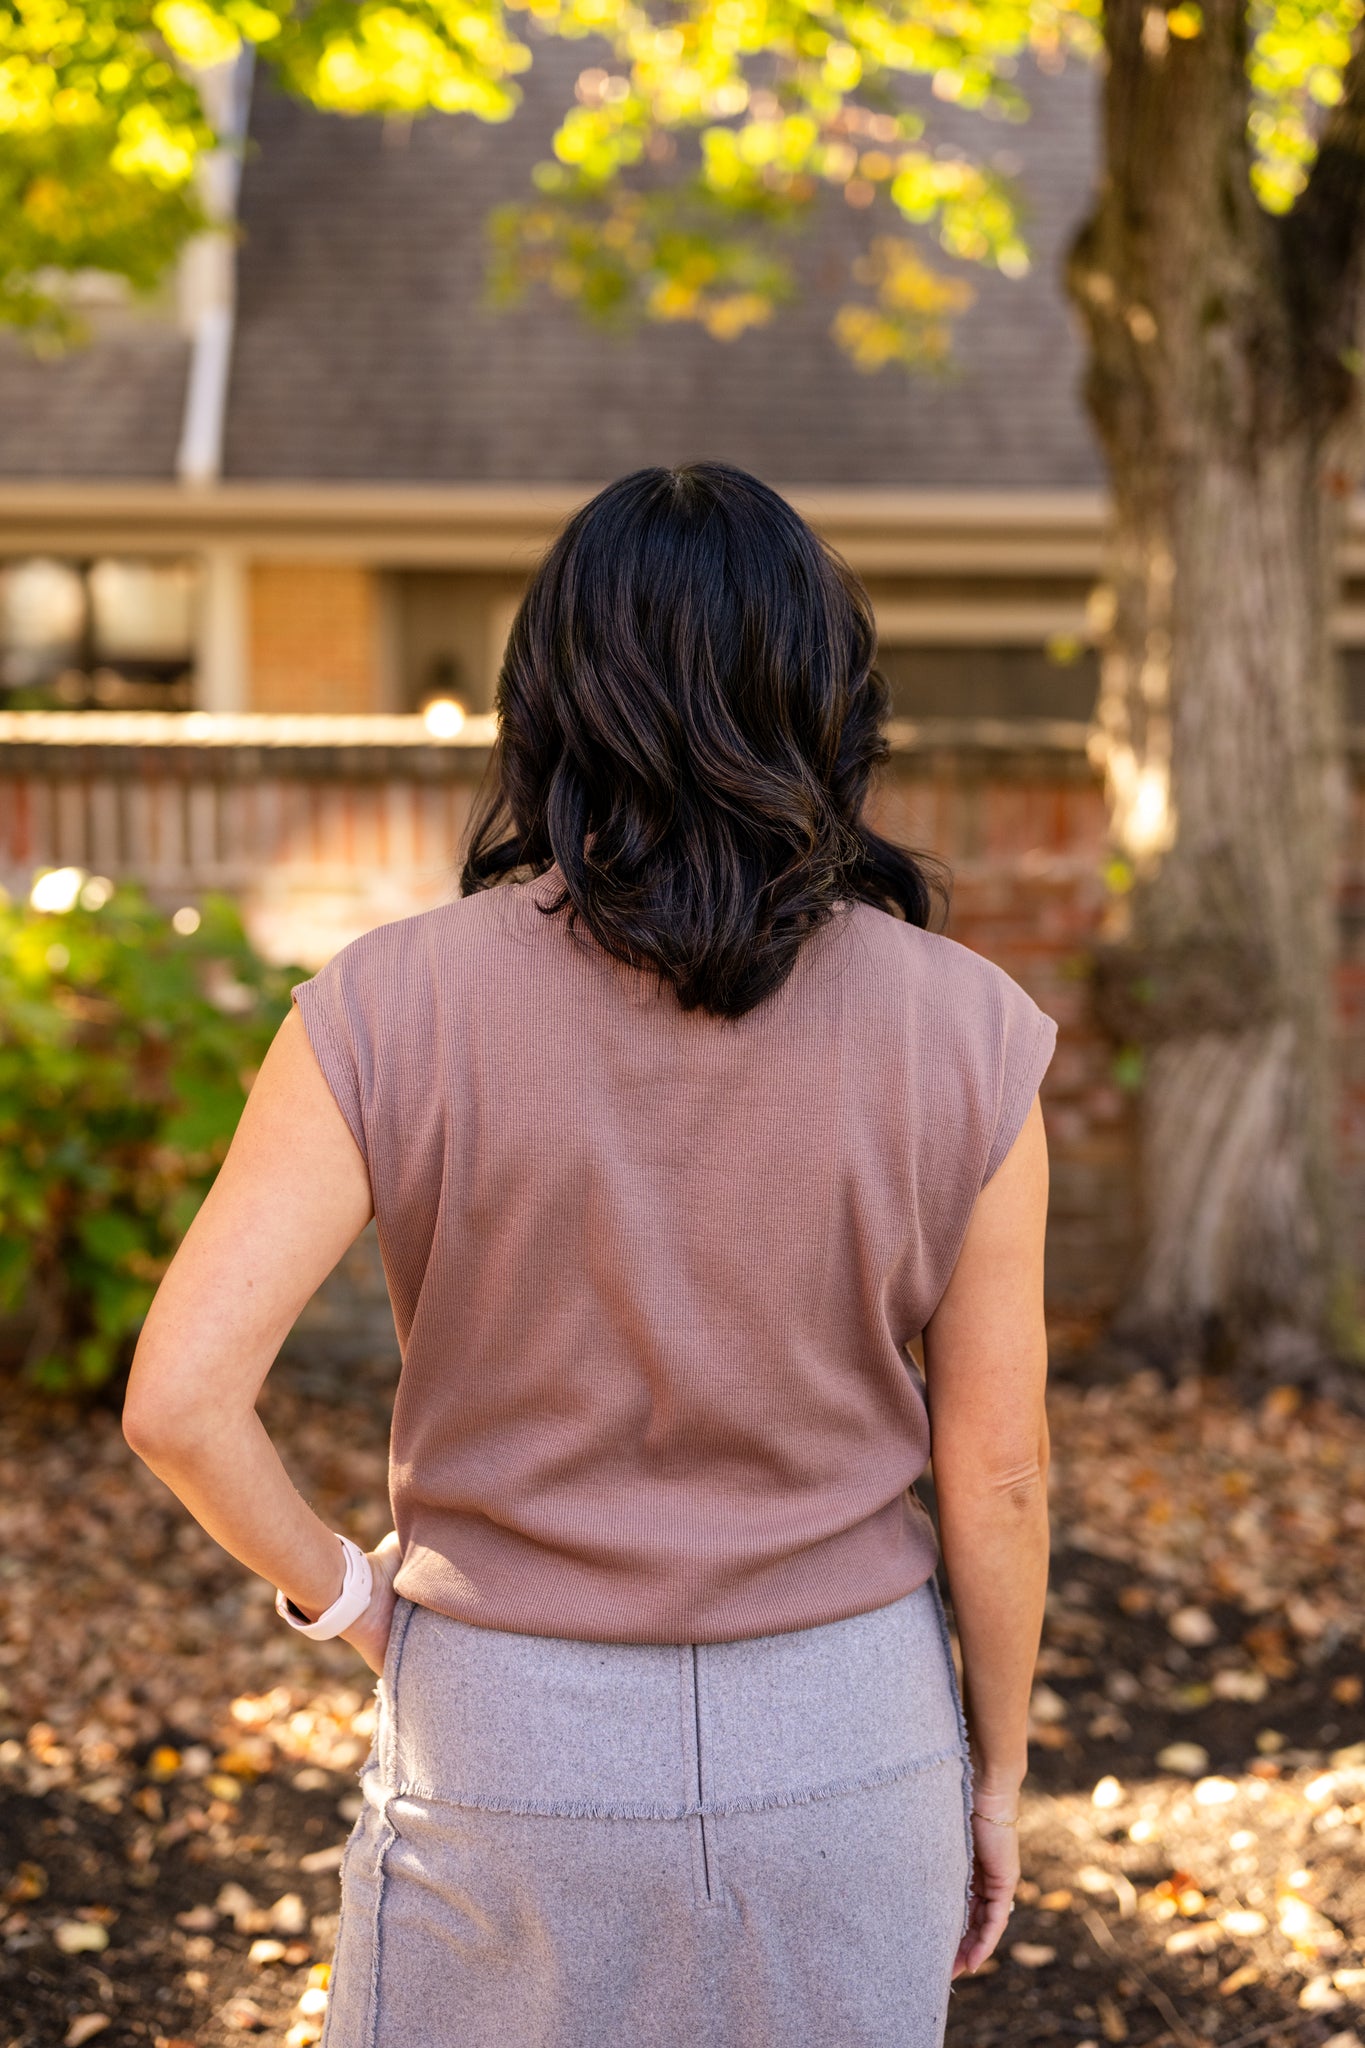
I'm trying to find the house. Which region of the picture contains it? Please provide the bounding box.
[2,49,1362,1313]
[0,47,1115,720]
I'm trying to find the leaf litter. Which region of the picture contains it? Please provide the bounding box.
[0,1348,1361,2046]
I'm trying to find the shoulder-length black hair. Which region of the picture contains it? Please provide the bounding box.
[459,461,948,1019]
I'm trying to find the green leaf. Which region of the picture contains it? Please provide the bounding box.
[0,879,296,1397]
[77,1208,147,1266]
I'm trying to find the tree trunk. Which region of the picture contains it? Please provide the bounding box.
[1068,0,1359,1380]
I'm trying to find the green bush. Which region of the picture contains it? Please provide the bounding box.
[0,869,302,1395]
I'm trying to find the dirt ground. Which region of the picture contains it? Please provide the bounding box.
[2,1333,1363,2048]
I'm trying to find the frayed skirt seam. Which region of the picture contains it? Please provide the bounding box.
[925,1572,976,1948]
[364,1810,397,2048]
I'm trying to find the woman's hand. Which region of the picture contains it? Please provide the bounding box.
[340,1531,403,1677]
[951,1788,1021,1979]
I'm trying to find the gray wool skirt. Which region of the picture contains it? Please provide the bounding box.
[321,1575,975,2048]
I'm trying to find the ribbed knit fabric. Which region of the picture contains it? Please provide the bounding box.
[291,865,1058,1646]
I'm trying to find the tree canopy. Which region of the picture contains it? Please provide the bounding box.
[1,0,1360,354]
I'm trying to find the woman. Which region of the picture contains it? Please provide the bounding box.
[123,462,1056,2048]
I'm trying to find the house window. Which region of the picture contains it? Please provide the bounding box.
[875,643,1100,723]
[387,571,525,717]
[0,557,197,709]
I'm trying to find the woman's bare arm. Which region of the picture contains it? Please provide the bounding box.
[922,1091,1051,1969]
[121,1007,392,1655]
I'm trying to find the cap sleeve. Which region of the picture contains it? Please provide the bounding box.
[981,980,1058,1188]
[291,952,370,1168]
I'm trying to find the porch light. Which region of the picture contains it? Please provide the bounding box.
[422,697,466,739]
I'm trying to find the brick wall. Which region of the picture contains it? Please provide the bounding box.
[4,720,1362,1326]
[872,749,1136,1324]
[248,565,380,714]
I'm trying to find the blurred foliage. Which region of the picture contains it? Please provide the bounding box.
[0,0,533,339]
[1248,0,1364,211]
[0,0,1360,351]
[0,870,299,1395]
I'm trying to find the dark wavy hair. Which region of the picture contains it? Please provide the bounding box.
[459,462,949,1019]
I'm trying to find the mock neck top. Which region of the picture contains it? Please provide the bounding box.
[290,866,1057,1645]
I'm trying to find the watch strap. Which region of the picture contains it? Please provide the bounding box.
[275,1534,373,1640]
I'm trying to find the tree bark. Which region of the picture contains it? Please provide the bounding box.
[1068,0,1361,1379]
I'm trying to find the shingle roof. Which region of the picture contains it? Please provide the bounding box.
[224,48,1102,489]
[0,47,1101,489]
[0,323,189,480]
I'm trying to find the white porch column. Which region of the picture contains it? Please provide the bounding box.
[196,547,248,711]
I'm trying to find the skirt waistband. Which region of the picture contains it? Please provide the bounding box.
[370,1573,970,1822]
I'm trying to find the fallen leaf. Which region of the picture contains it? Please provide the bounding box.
[1286,1596,1327,1640]
[1278,1892,1345,1956]
[3,1860,48,1903]
[1211,1667,1268,1702]
[53,1920,110,1955]
[299,1844,345,1873]
[1156,1742,1209,1777]
[1218,1909,1268,1936]
[1244,1625,1296,1680]
[215,1881,271,1934]
[64,2018,111,2046]
[1074,1865,1139,1917]
[174,1906,218,1932]
[1168,1606,1218,1647]
[221,1996,267,2032]
[1097,1991,1128,2041]
[1165,1922,1222,1953]
[1219,1963,1262,1995]
[1010,1942,1057,1968]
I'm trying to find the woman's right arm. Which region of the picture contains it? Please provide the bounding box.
[921,1091,1052,1976]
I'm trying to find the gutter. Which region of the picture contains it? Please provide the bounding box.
[0,484,1112,576]
[176,47,255,485]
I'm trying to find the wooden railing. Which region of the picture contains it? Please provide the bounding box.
[0,709,1102,961]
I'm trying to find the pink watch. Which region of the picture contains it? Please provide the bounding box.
[275,1533,374,1640]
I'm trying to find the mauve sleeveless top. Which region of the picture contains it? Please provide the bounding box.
[291,865,1058,1645]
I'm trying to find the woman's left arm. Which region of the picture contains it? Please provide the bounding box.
[122,1004,397,1673]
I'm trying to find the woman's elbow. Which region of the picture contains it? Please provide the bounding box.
[989,1459,1050,1514]
[121,1388,186,1461]
[937,1446,1050,1517]
[121,1346,204,1461]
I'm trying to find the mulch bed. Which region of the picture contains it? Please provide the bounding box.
[2,1336,1363,2048]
